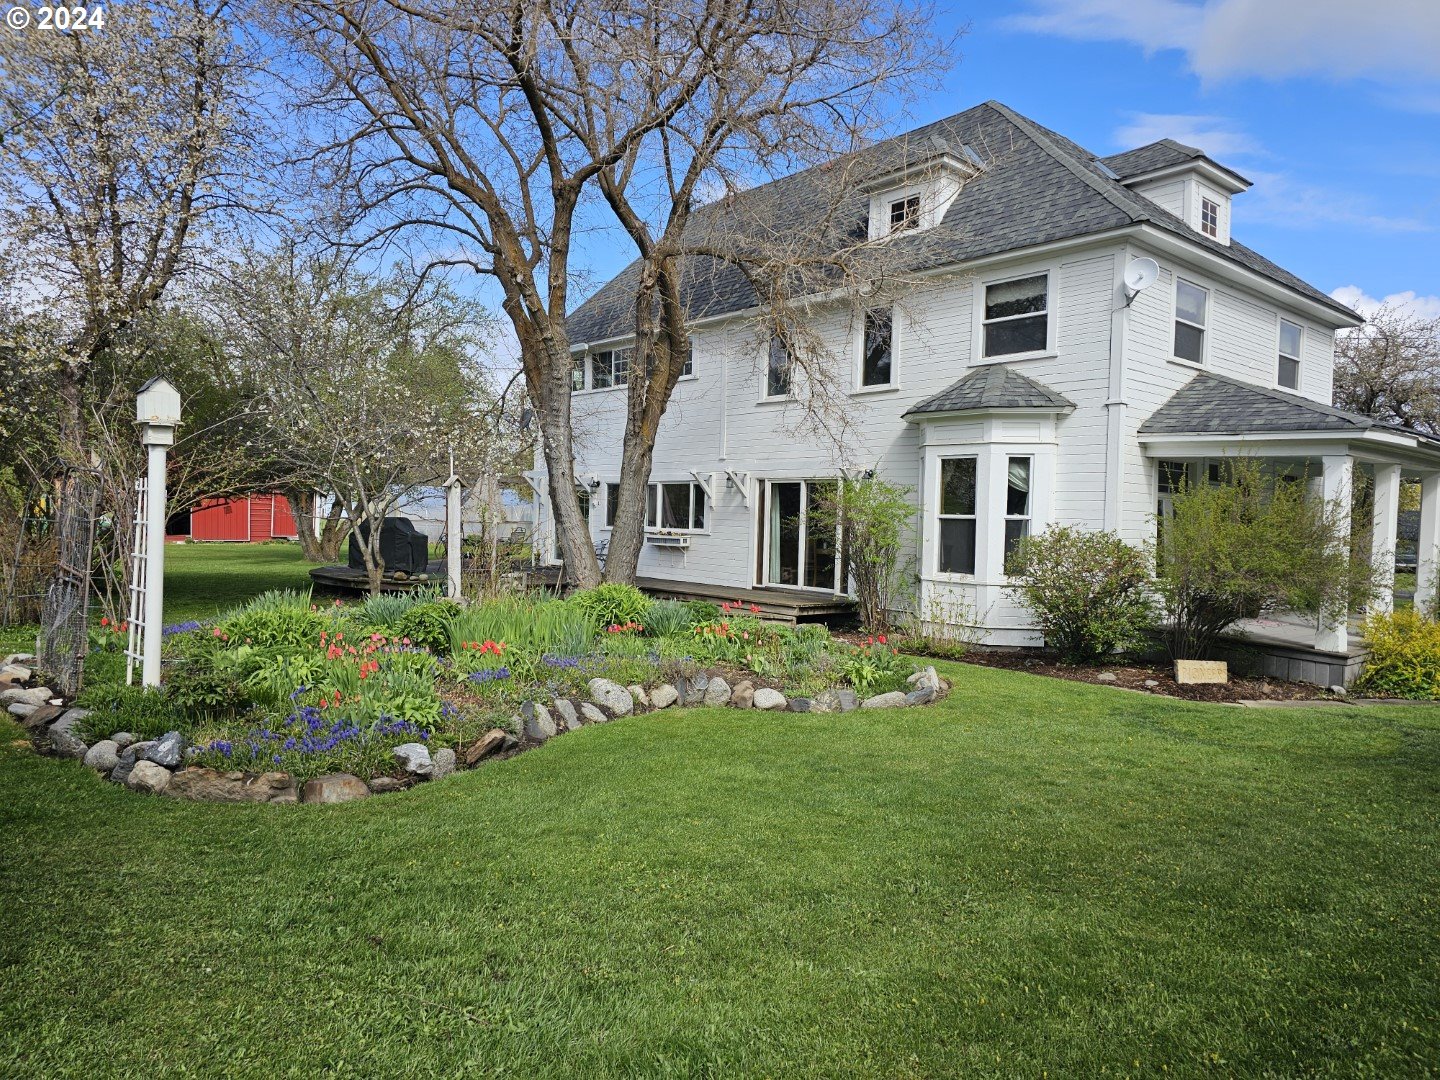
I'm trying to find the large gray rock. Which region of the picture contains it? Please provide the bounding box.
[627,684,650,708]
[7,702,36,719]
[521,701,557,740]
[1095,672,1118,684]
[907,666,942,692]
[0,664,32,686]
[169,768,295,803]
[579,702,609,724]
[125,760,172,794]
[47,709,85,739]
[111,731,135,751]
[2,653,36,667]
[83,740,120,773]
[861,691,908,709]
[788,696,814,713]
[903,685,935,706]
[368,776,407,794]
[649,683,679,709]
[812,690,842,713]
[730,681,754,709]
[835,689,860,712]
[108,759,136,786]
[553,698,580,730]
[56,707,90,729]
[145,731,185,769]
[588,678,634,718]
[703,677,732,708]
[19,704,63,731]
[124,741,154,764]
[392,742,433,776]
[431,748,456,781]
[301,773,369,803]
[2,686,52,707]
[752,688,787,711]
[48,725,87,759]
[683,673,710,706]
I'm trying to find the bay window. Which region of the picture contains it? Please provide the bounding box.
[1003,457,1031,565]
[937,457,977,574]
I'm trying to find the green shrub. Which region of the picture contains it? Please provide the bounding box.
[1355,610,1440,699]
[833,638,913,698]
[447,596,596,657]
[571,583,649,628]
[217,606,330,651]
[358,589,439,628]
[393,599,462,653]
[643,599,692,638]
[1007,525,1157,665]
[164,650,255,722]
[684,600,720,624]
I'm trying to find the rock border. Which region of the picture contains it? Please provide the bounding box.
[3,653,949,805]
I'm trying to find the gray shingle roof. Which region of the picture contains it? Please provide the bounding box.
[567,101,1355,344]
[1101,138,1241,181]
[1139,372,1386,435]
[903,365,1074,417]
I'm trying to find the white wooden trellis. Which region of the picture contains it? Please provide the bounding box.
[124,476,149,686]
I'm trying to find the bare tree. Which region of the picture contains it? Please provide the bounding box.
[0,0,258,673]
[274,0,942,586]
[1334,303,1440,434]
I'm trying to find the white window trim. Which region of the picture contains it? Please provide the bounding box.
[854,305,899,393]
[760,335,796,402]
[1276,315,1304,391]
[1199,197,1220,239]
[1172,276,1210,367]
[1002,455,1032,574]
[934,455,979,579]
[642,480,711,535]
[972,266,1057,365]
[887,192,923,234]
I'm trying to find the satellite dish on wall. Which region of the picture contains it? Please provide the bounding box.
[1123,257,1160,298]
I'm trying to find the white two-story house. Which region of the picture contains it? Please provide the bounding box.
[538,101,1440,683]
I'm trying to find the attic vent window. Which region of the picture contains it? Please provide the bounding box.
[889,194,921,233]
[1200,197,1220,238]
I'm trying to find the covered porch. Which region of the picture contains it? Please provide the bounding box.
[1139,372,1440,678]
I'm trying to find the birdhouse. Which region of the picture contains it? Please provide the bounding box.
[135,375,182,427]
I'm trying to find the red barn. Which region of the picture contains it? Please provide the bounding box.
[188,494,299,542]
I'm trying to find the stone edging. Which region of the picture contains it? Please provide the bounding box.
[2,654,948,805]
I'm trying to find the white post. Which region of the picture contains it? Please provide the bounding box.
[1371,464,1402,614]
[141,432,171,687]
[445,474,462,600]
[1316,454,1353,652]
[135,376,181,689]
[1418,473,1440,618]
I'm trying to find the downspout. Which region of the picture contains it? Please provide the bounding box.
[1103,245,1131,532]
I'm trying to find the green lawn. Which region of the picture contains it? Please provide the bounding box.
[3,661,1439,1075]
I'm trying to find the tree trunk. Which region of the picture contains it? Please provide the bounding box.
[317,502,349,563]
[529,336,600,588]
[286,488,325,562]
[38,377,97,692]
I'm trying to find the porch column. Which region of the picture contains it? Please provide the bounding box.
[1315,454,1353,653]
[1370,464,1402,613]
[1417,473,1440,617]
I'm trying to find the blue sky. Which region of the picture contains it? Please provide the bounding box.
[923,1,1440,319]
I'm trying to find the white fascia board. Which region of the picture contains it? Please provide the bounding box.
[1122,159,1250,194]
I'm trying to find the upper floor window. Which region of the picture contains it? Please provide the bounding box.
[983,273,1049,357]
[591,347,631,389]
[766,335,792,398]
[681,342,694,378]
[571,354,586,392]
[646,482,707,532]
[861,308,893,387]
[937,456,977,575]
[889,194,920,233]
[1200,197,1220,238]
[1173,280,1208,364]
[1278,319,1302,390]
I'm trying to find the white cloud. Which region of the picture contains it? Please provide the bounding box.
[1331,285,1440,320]
[1239,169,1430,233]
[1113,112,1259,157]
[1003,0,1440,85]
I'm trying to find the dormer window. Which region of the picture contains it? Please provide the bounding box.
[1200,197,1220,238]
[889,194,921,233]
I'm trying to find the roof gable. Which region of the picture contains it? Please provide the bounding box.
[1139,372,1376,435]
[904,364,1074,417]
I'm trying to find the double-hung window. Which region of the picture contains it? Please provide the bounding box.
[982,274,1049,357]
[681,341,694,377]
[766,335,792,398]
[937,457,977,574]
[604,482,620,527]
[1173,280,1208,364]
[889,194,920,233]
[591,348,632,389]
[645,482,707,532]
[1003,457,1031,566]
[861,308,893,387]
[1278,319,1302,390]
[571,354,586,392]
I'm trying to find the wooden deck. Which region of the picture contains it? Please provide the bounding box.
[308,561,446,594]
[521,566,856,624]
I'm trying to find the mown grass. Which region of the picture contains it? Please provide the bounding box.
[2,661,1438,1077]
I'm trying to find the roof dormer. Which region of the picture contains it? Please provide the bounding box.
[1101,139,1251,246]
[861,139,983,241]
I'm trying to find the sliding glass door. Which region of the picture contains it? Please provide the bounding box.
[763,479,841,591]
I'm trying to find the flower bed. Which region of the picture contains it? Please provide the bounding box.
[5,585,950,803]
